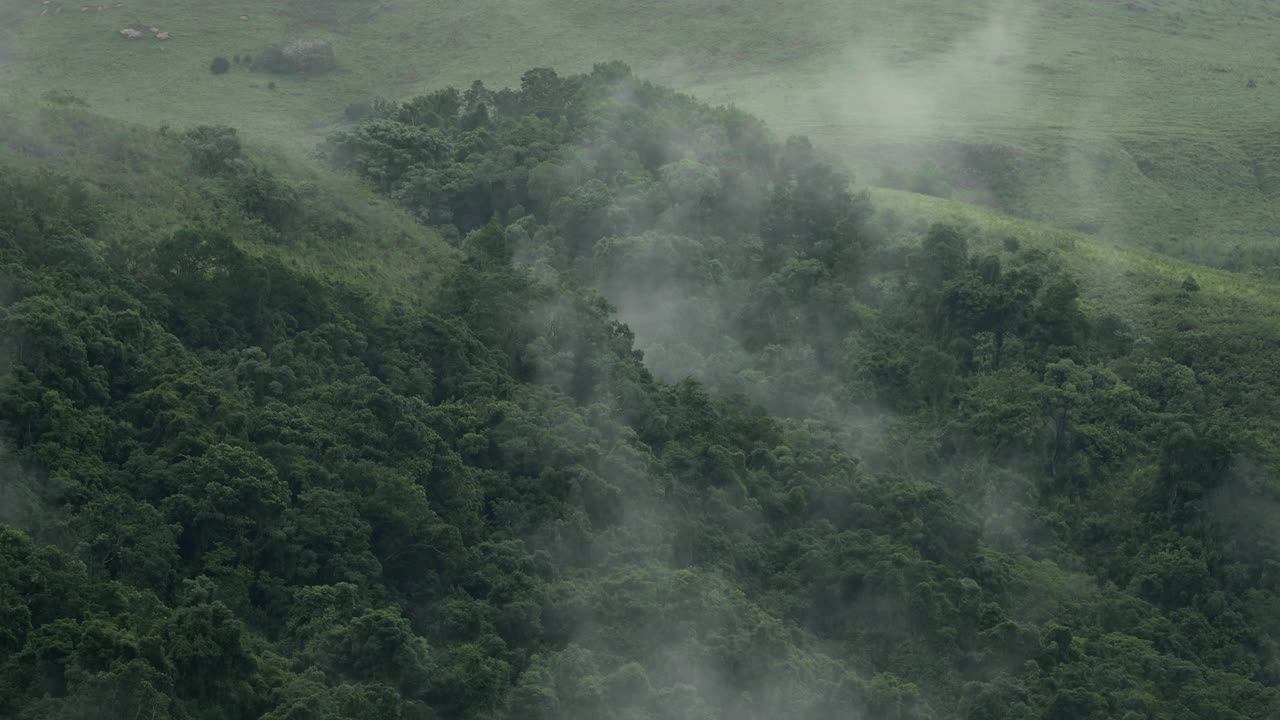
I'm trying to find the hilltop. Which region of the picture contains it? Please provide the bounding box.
[2,0,1279,266]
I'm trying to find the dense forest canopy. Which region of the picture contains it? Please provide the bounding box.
[2,63,1280,720]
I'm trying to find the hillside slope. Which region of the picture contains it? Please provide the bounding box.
[0,97,457,298]
[2,0,1279,265]
[5,71,1280,719]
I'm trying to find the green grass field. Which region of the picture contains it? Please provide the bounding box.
[1,0,1278,265]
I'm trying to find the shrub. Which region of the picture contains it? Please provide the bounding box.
[182,125,242,176]
[250,40,336,74]
[231,164,300,230]
[282,39,336,73]
[210,56,231,75]
[250,45,290,74]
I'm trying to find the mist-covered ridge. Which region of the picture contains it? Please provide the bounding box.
[2,63,1280,718]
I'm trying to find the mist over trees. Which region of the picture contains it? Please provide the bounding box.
[1,63,1280,720]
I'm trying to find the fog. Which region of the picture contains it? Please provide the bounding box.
[2,1,1277,718]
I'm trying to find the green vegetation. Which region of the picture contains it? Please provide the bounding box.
[4,65,1280,719]
[3,0,1280,266]
[0,101,455,299]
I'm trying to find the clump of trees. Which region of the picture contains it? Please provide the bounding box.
[209,56,231,75]
[180,125,300,231]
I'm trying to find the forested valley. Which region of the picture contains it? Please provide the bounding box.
[3,63,1280,719]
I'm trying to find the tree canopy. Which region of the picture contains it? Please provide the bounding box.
[2,64,1280,719]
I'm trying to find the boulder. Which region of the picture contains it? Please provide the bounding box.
[120,28,144,39]
[156,31,170,40]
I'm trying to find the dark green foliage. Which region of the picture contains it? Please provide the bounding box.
[181,125,242,176]
[180,126,300,232]
[4,64,1280,720]
[210,56,231,75]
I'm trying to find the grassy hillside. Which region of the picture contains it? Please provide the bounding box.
[0,96,457,298]
[872,187,1280,320]
[3,0,1279,265]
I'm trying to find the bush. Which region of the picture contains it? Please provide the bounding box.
[182,125,242,176]
[230,163,300,230]
[282,39,336,73]
[250,45,289,74]
[210,56,231,75]
[251,40,336,74]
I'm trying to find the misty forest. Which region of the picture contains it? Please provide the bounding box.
[3,1,1280,719]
